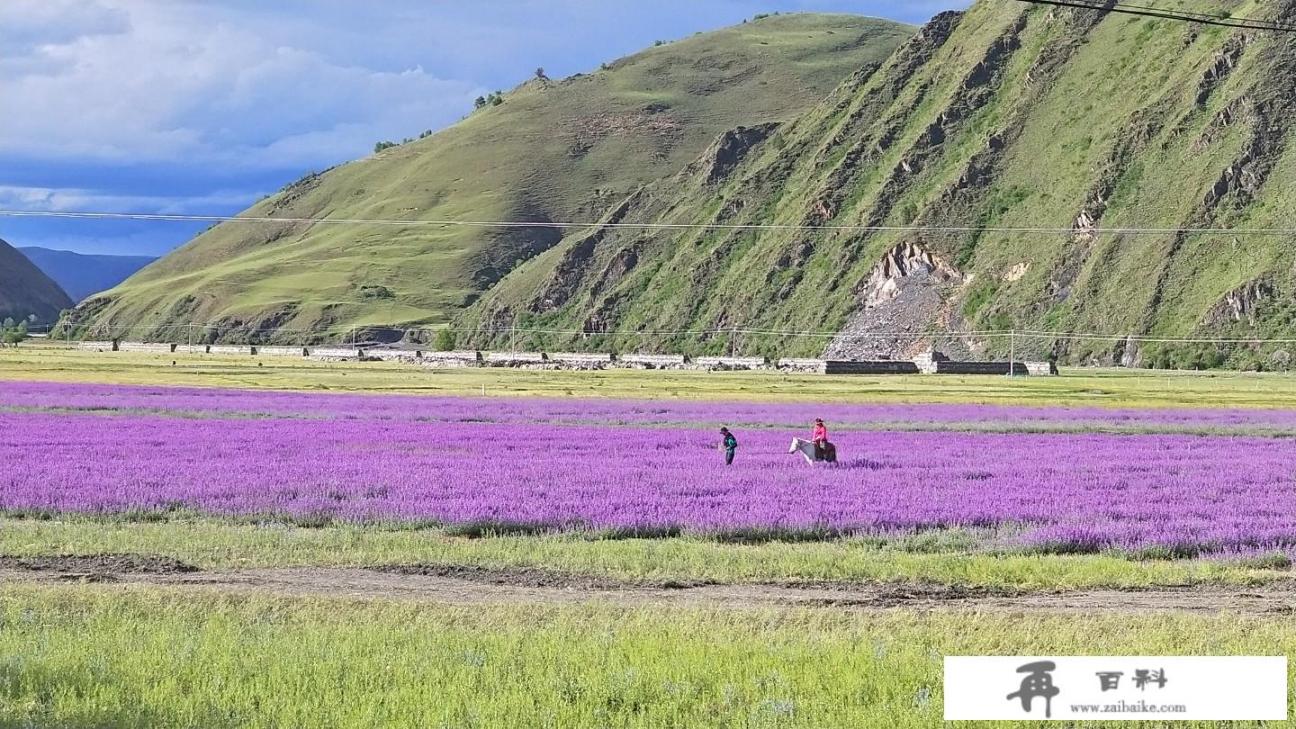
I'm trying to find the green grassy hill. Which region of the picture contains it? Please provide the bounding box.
[462,0,1296,368]
[0,240,72,325]
[62,14,914,343]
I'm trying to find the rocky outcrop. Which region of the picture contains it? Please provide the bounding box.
[1209,279,1273,325]
[861,241,962,310]
[686,123,779,184]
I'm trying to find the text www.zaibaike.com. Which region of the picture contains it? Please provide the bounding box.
[1070,700,1188,714]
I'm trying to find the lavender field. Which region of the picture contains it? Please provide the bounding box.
[5,381,1296,557]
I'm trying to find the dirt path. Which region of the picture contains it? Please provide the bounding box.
[1,556,1292,614]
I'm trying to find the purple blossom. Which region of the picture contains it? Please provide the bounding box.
[4,382,1295,557]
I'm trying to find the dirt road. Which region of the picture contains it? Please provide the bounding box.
[1,555,1292,614]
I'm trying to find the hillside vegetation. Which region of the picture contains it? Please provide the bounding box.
[463,0,1296,369]
[62,14,914,342]
[0,240,72,324]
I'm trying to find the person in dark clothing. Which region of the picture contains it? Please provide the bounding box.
[719,427,738,465]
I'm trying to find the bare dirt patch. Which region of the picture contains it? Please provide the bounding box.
[1,559,1292,614]
[0,553,199,582]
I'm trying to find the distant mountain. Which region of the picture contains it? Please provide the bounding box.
[20,247,157,303]
[0,240,73,324]
[19,247,156,302]
[60,13,915,342]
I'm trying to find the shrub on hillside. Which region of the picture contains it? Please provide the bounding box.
[433,329,457,352]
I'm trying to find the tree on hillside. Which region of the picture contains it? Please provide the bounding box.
[534,67,548,81]
[474,95,487,109]
[433,329,457,352]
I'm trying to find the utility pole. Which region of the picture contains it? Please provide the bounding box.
[1009,329,1017,378]
[510,317,517,354]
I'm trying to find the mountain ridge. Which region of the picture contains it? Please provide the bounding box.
[60,13,915,343]
[0,241,73,324]
[19,247,156,303]
[460,0,1296,370]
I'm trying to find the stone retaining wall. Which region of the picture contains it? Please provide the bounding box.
[78,341,118,352]
[693,356,769,371]
[616,354,687,370]
[119,342,176,354]
[823,360,921,375]
[209,345,256,356]
[548,352,615,370]
[776,358,827,373]
[310,347,363,362]
[73,341,1059,376]
[1026,361,1059,376]
[258,346,309,358]
[420,351,484,368]
[367,350,422,363]
[485,352,548,367]
[931,361,1029,375]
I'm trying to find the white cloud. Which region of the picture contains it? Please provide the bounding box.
[0,1,482,169]
[0,185,264,215]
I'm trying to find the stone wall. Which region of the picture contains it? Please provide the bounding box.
[485,352,547,367]
[258,346,309,358]
[548,352,615,370]
[777,358,827,374]
[367,350,422,363]
[420,351,483,368]
[78,340,118,352]
[931,360,1029,375]
[1025,361,1059,376]
[823,360,921,375]
[73,341,1058,376]
[209,345,256,356]
[693,356,770,371]
[616,354,688,370]
[119,342,176,354]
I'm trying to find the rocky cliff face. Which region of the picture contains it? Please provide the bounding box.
[463,0,1296,368]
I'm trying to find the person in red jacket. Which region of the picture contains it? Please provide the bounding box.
[812,418,828,460]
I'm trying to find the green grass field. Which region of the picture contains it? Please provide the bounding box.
[10,343,1296,408]
[2,517,1279,590]
[4,585,1294,729]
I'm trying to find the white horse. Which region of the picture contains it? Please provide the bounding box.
[789,437,837,464]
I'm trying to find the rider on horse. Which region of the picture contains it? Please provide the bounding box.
[812,419,829,461]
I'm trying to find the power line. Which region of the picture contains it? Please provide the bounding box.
[3,208,1296,237]
[1013,0,1296,32]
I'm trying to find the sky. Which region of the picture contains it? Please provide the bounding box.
[0,0,967,257]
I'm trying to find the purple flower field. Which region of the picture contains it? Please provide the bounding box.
[4,382,1295,557]
[7,380,1296,433]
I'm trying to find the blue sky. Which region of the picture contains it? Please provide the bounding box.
[0,1,967,257]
